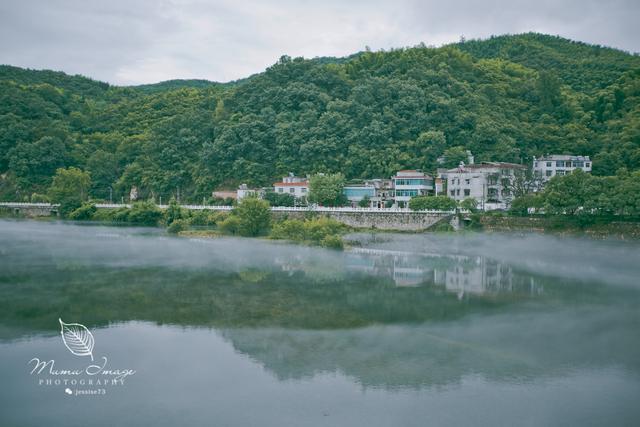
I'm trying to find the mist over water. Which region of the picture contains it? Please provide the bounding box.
[1,219,639,427]
[346,231,640,288]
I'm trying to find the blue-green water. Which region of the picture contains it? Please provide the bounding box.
[1,219,639,426]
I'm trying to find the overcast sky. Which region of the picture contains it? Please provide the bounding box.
[0,0,638,85]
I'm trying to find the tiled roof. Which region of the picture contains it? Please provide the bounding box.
[537,155,590,161]
[392,175,433,179]
[447,162,525,172]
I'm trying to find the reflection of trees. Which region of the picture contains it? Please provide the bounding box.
[0,263,520,340]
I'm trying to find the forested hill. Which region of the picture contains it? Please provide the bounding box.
[0,33,638,202]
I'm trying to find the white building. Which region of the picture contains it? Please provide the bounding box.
[391,170,434,207]
[446,162,526,211]
[237,184,264,201]
[533,155,592,181]
[273,173,309,198]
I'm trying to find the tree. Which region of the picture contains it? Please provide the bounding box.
[165,197,185,225]
[233,197,272,236]
[127,201,163,226]
[509,194,543,216]
[86,150,119,200]
[441,146,469,168]
[48,167,91,216]
[263,190,295,207]
[542,169,592,215]
[8,136,68,190]
[308,173,347,207]
[358,195,371,208]
[536,71,562,111]
[459,198,478,212]
[509,168,543,198]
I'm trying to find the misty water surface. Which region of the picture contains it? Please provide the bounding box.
[0,219,639,427]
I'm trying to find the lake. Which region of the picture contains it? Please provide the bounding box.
[1,219,639,426]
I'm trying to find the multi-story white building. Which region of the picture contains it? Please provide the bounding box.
[273,173,309,198]
[391,170,434,207]
[533,155,592,182]
[446,162,525,211]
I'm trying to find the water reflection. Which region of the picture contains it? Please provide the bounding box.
[0,220,632,340]
[344,249,543,297]
[1,220,640,426]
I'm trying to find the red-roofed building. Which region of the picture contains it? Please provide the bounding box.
[273,173,309,198]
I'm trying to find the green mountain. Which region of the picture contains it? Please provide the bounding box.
[0,33,638,202]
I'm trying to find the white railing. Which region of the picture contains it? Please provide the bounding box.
[2,202,456,215]
[95,203,131,209]
[0,202,59,207]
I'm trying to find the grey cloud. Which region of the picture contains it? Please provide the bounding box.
[0,0,637,85]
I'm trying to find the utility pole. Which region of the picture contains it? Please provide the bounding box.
[109,187,113,204]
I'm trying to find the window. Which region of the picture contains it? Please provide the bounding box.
[289,188,295,193]
[456,189,460,196]
[301,188,307,193]
[450,190,455,196]
[534,162,538,167]
[556,161,564,167]
[575,161,584,167]
[464,189,470,196]
[465,179,470,185]
[586,162,591,168]
[546,170,553,177]
[546,162,552,167]
[278,188,283,193]
[565,161,572,167]
[557,170,565,176]
[395,178,428,186]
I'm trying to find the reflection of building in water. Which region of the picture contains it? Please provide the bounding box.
[346,249,543,297]
[272,248,543,297]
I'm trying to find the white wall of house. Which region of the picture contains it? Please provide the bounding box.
[237,184,264,201]
[274,183,308,198]
[446,163,524,210]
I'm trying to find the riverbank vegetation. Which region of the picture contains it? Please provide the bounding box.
[270,216,345,249]
[509,169,640,217]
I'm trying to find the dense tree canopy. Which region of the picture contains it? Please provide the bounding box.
[0,33,639,203]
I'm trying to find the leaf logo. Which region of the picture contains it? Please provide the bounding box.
[59,318,95,361]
